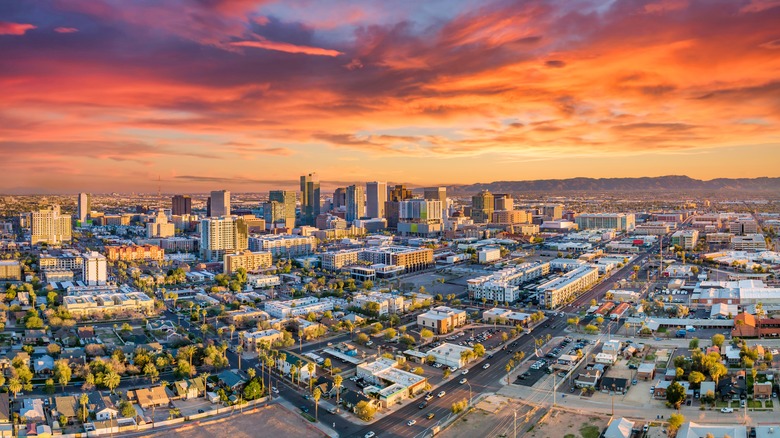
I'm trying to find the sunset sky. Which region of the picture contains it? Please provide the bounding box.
[2,0,780,193]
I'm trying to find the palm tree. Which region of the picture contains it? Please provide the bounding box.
[105,371,121,394]
[307,362,315,392]
[229,324,236,342]
[8,378,21,399]
[247,368,256,379]
[313,387,322,421]
[79,393,89,423]
[290,365,298,387]
[236,345,243,370]
[333,374,343,407]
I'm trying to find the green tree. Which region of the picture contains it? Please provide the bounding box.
[243,380,263,400]
[8,378,21,399]
[420,328,434,344]
[709,363,727,387]
[307,362,315,392]
[711,334,725,348]
[79,393,89,423]
[384,328,397,341]
[689,338,699,349]
[119,400,135,418]
[668,413,685,433]
[688,371,705,387]
[355,400,376,421]
[54,359,72,390]
[473,343,486,357]
[666,381,686,408]
[104,371,121,393]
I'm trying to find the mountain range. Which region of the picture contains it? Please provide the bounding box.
[446,176,780,194]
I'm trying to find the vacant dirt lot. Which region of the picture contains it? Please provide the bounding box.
[528,409,609,438]
[147,404,326,438]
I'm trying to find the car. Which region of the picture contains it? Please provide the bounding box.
[449,366,457,372]
[631,380,637,386]
[686,399,692,406]
[741,400,746,407]
[426,412,435,420]
[488,353,494,359]
[462,369,469,375]
[774,392,778,398]
[197,409,205,413]
[649,386,655,393]
[304,394,311,400]
[366,341,374,347]
[643,424,649,432]
[570,387,576,393]
[425,394,434,401]
[328,407,339,414]
[418,402,427,409]
[300,406,309,413]
[365,432,376,438]
[407,420,417,426]
[721,407,734,413]
[483,363,490,369]
[459,378,468,384]
[438,391,446,398]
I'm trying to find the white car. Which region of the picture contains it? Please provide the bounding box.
[459,378,467,384]
[449,366,457,372]
[483,363,490,369]
[721,408,733,413]
[407,420,417,426]
[438,391,446,398]
[272,387,279,394]
[462,369,469,375]
[365,432,376,438]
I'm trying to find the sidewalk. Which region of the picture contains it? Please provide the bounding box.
[275,397,340,437]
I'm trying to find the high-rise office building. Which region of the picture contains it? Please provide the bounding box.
[30,206,72,245]
[345,185,365,223]
[209,190,231,217]
[171,195,192,216]
[77,193,90,223]
[300,173,321,225]
[424,187,447,219]
[333,188,346,209]
[200,216,249,262]
[268,190,296,228]
[366,182,387,218]
[471,190,495,223]
[398,199,443,236]
[388,185,413,202]
[82,251,107,286]
[542,204,563,220]
[493,194,513,212]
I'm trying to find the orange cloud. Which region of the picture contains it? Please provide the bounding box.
[230,39,343,56]
[54,27,79,33]
[0,21,36,35]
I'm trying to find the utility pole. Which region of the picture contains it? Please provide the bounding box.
[552,372,556,407]
[514,410,517,438]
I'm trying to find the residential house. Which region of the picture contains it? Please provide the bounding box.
[60,348,86,368]
[600,377,628,394]
[636,363,655,380]
[724,345,742,365]
[604,417,634,438]
[88,392,118,421]
[676,422,747,438]
[717,376,746,401]
[664,368,677,381]
[20,398,46,422]
[24,329,48,344]
[174,377,206,400]
[133,386,169,409]
[77,326,95,341]
[216,370,247,391]
[33,355,55,375]
[54,396,79,424]
[0,393,10,423]
[754,382,772,399]
[340,389,377,413]
[574,369,601,389]
[699,381,716,399]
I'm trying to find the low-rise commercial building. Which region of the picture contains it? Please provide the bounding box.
[467,262,550,304]
[106,245,165,262]
[356,358,427,407]
[575,213,635,232]
[417,306,466,334]
[223,250,273,273]
[63,292,154,316]
[359,246,433,274]
[353,292,404,316]
[242,329,283,352]
[426,343,476,368]
[671,229,699,250]
[539,265,599,309]
[264,297,333,319]
[481,308,530,325]
[731,234,767,251]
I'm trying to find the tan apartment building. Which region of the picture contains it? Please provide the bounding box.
[223,250,273,274]
[417,306,467,334]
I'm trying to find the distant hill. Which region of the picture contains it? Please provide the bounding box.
[447,176,780,195]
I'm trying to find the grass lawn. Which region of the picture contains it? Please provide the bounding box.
[715,401,729,407]
[564,435,576,438]
[579,424,600,438]
[767,400,774,408]
[730,401,741,408]
[748,400,762,408]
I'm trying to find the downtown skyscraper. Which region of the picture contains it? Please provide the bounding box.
[366,181,387,218]
[346,185,365,223]
[209,190,231,217]
[300,173,320,226]
[77,192,90,223]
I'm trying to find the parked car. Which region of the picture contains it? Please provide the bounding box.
[438,391,446,398]
[365,432,376,438]
[462,369,469,375]
[721,408,734,413]
[425,394,434,401]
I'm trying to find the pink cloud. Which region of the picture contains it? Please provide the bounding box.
[0,21,37,35]
[231,39,343,57]
[54,27,79,33]
[740,0,780,13]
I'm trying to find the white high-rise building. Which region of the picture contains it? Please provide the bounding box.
[82,251,107,286]
[346,185,365,223]
[147,209,176,238]
[30,206,72,245]
[77,193,90,223]
[200,216,248,262]
[209,190,231,217]
[366,181,387,218]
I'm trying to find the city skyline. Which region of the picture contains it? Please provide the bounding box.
[2,0,780,193]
